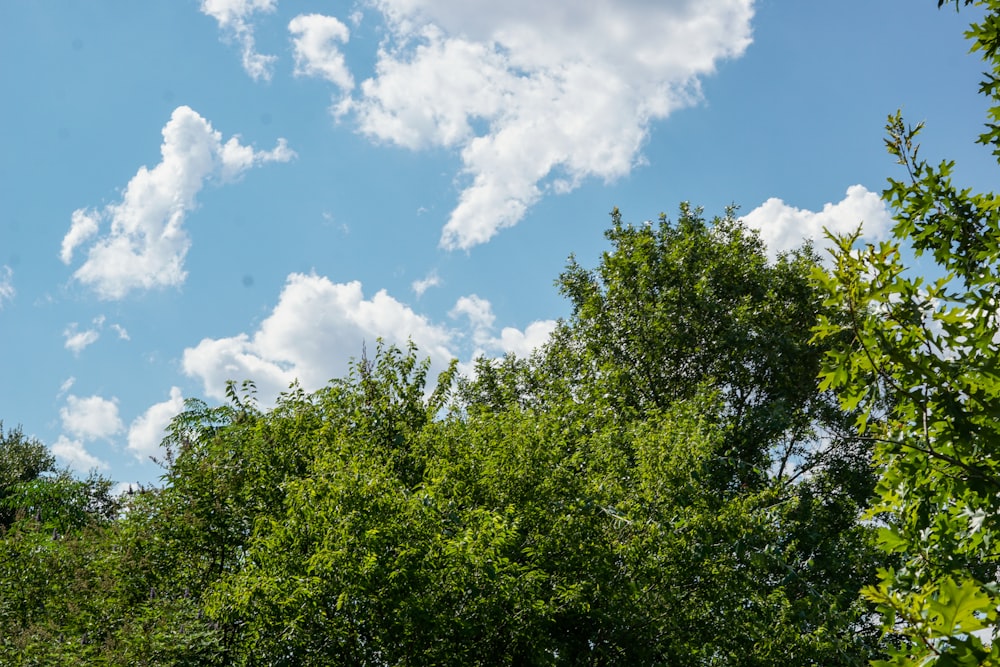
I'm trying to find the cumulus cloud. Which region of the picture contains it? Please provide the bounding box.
[495,319,558,358]
[60,394,124,441]
[289,14,354,90]
[450,293,556,358]
[741,185,893,260]
[62,106,294,299]
[51,435,108,472]
[0,265,14,307]
[200,0,278,80]
[198,1,753,247]
[182,273,557,404]
[331,0,754,249]
[128,387,185,460]
[182,273,456,402]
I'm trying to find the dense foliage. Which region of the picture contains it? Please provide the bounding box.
[0,210,881,665]
[2,2,996,664]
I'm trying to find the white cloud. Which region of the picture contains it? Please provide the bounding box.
[411,270,441,297]
[450,294,495,345]
[61,210,99,264]
[337,0,753,249]
[451,293,555,357]
[63,106,294,299]
[51,435,108,472]
[183,273,456,402]
[741,185,893,260]
[200,0,278,81]
[64,324,100,355]
[111,323,130,340]
[60,394,124,441]
[63,316,129,354]
[495,319,557,358]
[58,377,76,395]
[0,265,14,307]
[289,14,354,90]
[128,387,185,460]
[181,275,558,405]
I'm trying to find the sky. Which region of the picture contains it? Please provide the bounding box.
[0,0,992,489]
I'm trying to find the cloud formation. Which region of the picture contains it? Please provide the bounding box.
[182,273,456,402]
[346,0,755,249]
[0,266,14,308]
[289,14,354,90]
[182,273,556,404]
[200,0,278,80]
[60,394,124,441]
[63,315,125,355]
[127,387,185,460]
[451,293,556,358]
[63,324,100,356]
[411,270,441,297]
[203,1,753,249]
[62,106,294,299]
[52,393,124,471]
[494,320,558,358]
[51,436,107,472]
[741,185,893,260]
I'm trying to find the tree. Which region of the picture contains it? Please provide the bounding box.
[814,1,1000,663]
[0,423,56,529]
[0,200,882,662]
[460,207,884,663]
[552,205,860,492]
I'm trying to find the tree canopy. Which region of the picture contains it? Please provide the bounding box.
[0,210,882,664]
[3,2,998,664]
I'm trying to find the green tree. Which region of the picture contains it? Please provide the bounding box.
[814,2,1000,663]
[0,423,56,529]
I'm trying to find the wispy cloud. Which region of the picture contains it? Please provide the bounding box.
[411,270,441,297]
[450,295,495,345]
[58,377,76,396]
[63,324,100,356]
[63,315,129,354]
[62,106,294,299]
[741,185,893,260]
[200,0,278,81]
[111,323,130,340]
[0,265,14,308]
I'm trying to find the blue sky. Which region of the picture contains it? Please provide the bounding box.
[0,0,990,488]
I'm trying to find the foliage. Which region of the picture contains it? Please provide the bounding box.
[460,206,883,662]
[813,1,1000,663]
[552,205,860,492]
[0,423,56,529]
[0,197,887,663]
